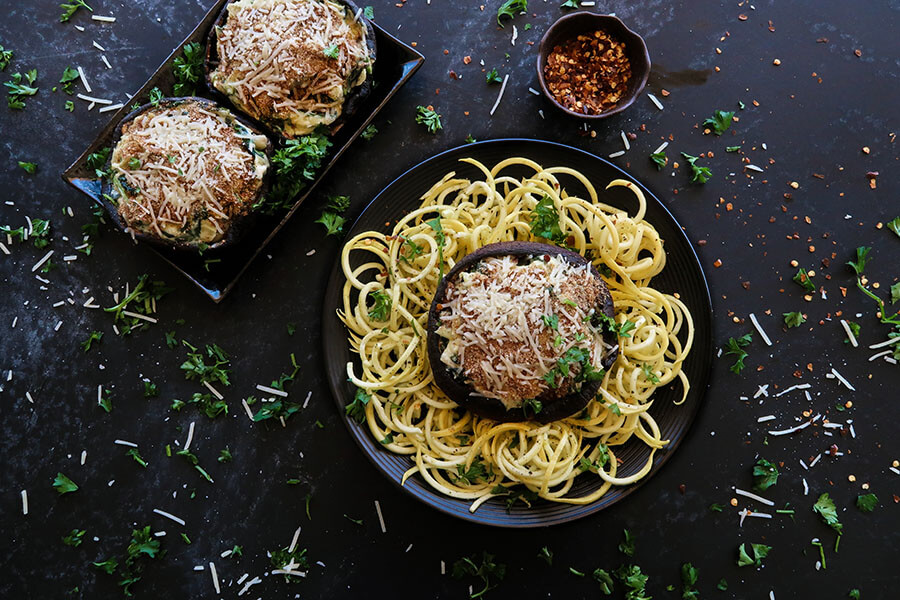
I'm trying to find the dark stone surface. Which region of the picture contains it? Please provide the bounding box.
[1,1,897,598]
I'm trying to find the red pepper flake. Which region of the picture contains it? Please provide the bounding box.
[713,259,723,268]
[543,29,632,115]
[816,37,829,43]
[463,55,472,65]
[866,171,878,189]
[449,70,458,80]
[854,49,862,57]
[738,14,748,21]
[678,484,686,495]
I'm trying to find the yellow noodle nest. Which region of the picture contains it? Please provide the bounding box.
[338,157,694,512]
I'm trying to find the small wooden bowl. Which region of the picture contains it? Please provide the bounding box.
[536,12,650,120]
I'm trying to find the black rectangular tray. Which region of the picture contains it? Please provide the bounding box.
[62,0,424,302]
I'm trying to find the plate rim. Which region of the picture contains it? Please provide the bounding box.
[322,137,714,527]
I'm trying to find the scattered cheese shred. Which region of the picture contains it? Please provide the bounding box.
[374,499,386,533]
[489,73,510,116]
[21,490,28,515]
[734,487,775,506]
[209,562,220,594]
[749,313,772,346]
[256,384,288,397]
[152,508,186,526]
[77,66,92,93]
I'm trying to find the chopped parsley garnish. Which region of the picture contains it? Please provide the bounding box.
[315,194,351,236]
[792,267,816,292]
[343,514,363,525]
[148,86,163,107]
[752,458,779,491]
[86,147,111,179]
[496,0,527,27]
[53,472,79,495]
[561,0,581,8]
[702,109,735,135]
[538,546,553,565]
[143,380,158,397]
[723,332,752,374]
[103,275,172,336]
[708,503,724,512]
[361,124,378,141]
[618,529,635,557]
[717,578,728,591]
[456,459,490,485]
[452,551,506,599]
[597,313,636,338]
[18,161,37,174]
[346,387,370,423]
[529,196,566,245]
[426,217,447,279]
[593,568,614,594]
[891,282,900,305]
[813,492,842,534]
[681,152,712,184]
[270,545,309,582]
[726,145,741,152]
[172,392,228,419]
[783,311,806,328]
[681,563,699,600]
[640,363,660,384]
[367,289,392,321]
[846,246,900,339]
[486,68,502,84]
[0,45,12,71]
[569,567,586,577]
[176,448,214,483]
[736,542,771,567]
[126,448,148,468]
[363,6,374,19]
[251,355,303,422]
[415,105,442,134]
[614,565,651,600]
[98,388,113,413]
[81,330,103,352]
[887,216,900,238]
[172,42,203,97]
[522,397,543,417]
[323,44,339,59]
[491,484,540,511]
[59,66,79,94]
[257,133,332,214]
[465,134,477,144]
[65,100,74,111]
[180,341,231,386]
[60,0,92,23]
[5,69,39,110]
[62,528,86,547]
[398,235,425,264]
[541,314,559,330]
[649,150,667,170]
[848,590,860,599]
[856,493,877,513]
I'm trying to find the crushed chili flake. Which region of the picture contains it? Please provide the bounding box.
[543,29,632,115]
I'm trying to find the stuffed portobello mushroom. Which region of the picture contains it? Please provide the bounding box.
[427,242,619,424]
[105,98,271,250]
[206,0,376,138]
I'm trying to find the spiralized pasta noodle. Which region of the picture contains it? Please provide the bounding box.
[338,157,694,511]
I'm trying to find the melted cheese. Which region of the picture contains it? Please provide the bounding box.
[437,255,606,407]
[110,102,268,244]
[210,0,371,137]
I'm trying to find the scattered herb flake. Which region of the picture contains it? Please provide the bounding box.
[723,332,753,374]
[415,105,442,134]
[783,311,806,328]
[53,472,79,495]
[703,109,735,135]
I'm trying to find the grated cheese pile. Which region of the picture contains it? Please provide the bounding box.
[437,255,607,407]
[210,0,372,138]
[110,101,268,245]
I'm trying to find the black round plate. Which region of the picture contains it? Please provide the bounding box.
[321,138,713,527]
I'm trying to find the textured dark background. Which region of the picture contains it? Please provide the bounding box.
[1,1,898,598]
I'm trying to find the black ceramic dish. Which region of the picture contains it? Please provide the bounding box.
[100,97,273,253]
[426,241,618,424]
[62,0,424,302]
[322,138,714,527]
[537,12,651,120]
[204,0,377,139]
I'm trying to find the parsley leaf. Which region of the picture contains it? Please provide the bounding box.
[726,145,741,152]
[60,0,92,23]
[18,161,37,174]
[346,387,370,423]
[491,484,540,511]
[736,542,771,567]
[53,472,79,495]
[849,590,861,599]
[415,105,442,134]
[614,565,651,600]
[530,196,566,245]
[650,150,667,170]
[486,68,502,84]
[708,503,724,512]
[522,397,543,417]
[218,447,233,463]
[887,216,900,238]
[315,194,351,236]
[5,70,39,110]
[62,528,86,547]
[270,545,309,582]
[59,66,79,94]
[126,448,148,468]
[717,578,728,591]
[783,311,806,328]
[813,492,842,534]
[180,341,231,386]
[497,0,527,27]
[561,0,581,8]
[537,546,553,565]
[723,332,752,374]
[891,282,900,305]
[172,42,203,97]
[148,86,163,107]
[368,289,392,321]
[593,568,614,594]
[465,134,477,144]
[640,363,660,384]
[846,246,871,276]
[703,109,735,135]
[426,217,446,280]
[257,133,332,214]
[792,267,816,292]
[323,44,339,59]
[81,330,103,352]
[541,314,559,330]
[681,563,699,600]
[452,551,506,599]
[363,6,375,19]
[0,45,12,71]
[456,459,490,485]
[361,124,378,140]
[752,458,779,491]
[855,493,877,513]
[618,529,635,557]
[681,152,712,184]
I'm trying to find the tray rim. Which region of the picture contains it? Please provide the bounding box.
[61,1,425,303]
[321,137,715,528]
